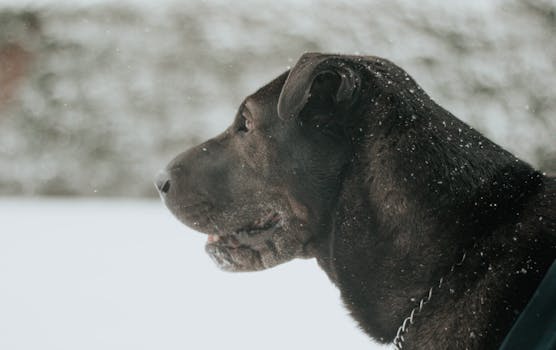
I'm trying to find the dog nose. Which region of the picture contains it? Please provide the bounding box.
[155,170,171,195]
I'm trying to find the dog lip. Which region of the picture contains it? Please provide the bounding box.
[205,212,282,250]
[207,234,220,243]
[237,211,282,235]
[206,234,240,249]
[205,243,265,271]
[206,212,282,239]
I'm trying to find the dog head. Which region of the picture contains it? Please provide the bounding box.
[156,53,411,271]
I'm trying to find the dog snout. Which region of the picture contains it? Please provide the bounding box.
[154,170,171,195]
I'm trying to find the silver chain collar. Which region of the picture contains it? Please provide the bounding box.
[392,251,467,349]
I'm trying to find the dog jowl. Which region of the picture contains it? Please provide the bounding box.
[157,53,556,348]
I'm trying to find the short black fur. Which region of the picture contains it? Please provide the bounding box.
[159,53,556,349]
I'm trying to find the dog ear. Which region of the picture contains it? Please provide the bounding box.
[278,53,360,120]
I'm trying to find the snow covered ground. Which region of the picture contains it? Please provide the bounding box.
[0,199,392,350]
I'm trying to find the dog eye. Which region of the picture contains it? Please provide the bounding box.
[238,111,253,133]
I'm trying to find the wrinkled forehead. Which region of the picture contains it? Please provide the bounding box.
[244,70,289,113]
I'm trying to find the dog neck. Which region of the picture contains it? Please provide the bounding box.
[391,251,467,349]
[313,101,547,347]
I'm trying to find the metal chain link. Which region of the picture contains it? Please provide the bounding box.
[392,252,467,349]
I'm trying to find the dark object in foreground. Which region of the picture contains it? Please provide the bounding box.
[157,53,556,349]
[499,260,556,350]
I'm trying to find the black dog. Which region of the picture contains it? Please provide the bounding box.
[156,53,556,349]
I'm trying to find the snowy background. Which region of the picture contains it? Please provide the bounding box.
[0,0,554,197]
[0,199,390,350]
[0,0,555,349]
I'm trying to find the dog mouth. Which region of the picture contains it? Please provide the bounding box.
[206,211,282,246]
[205,211,283,271]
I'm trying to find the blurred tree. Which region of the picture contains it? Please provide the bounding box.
[0,1,554,197]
